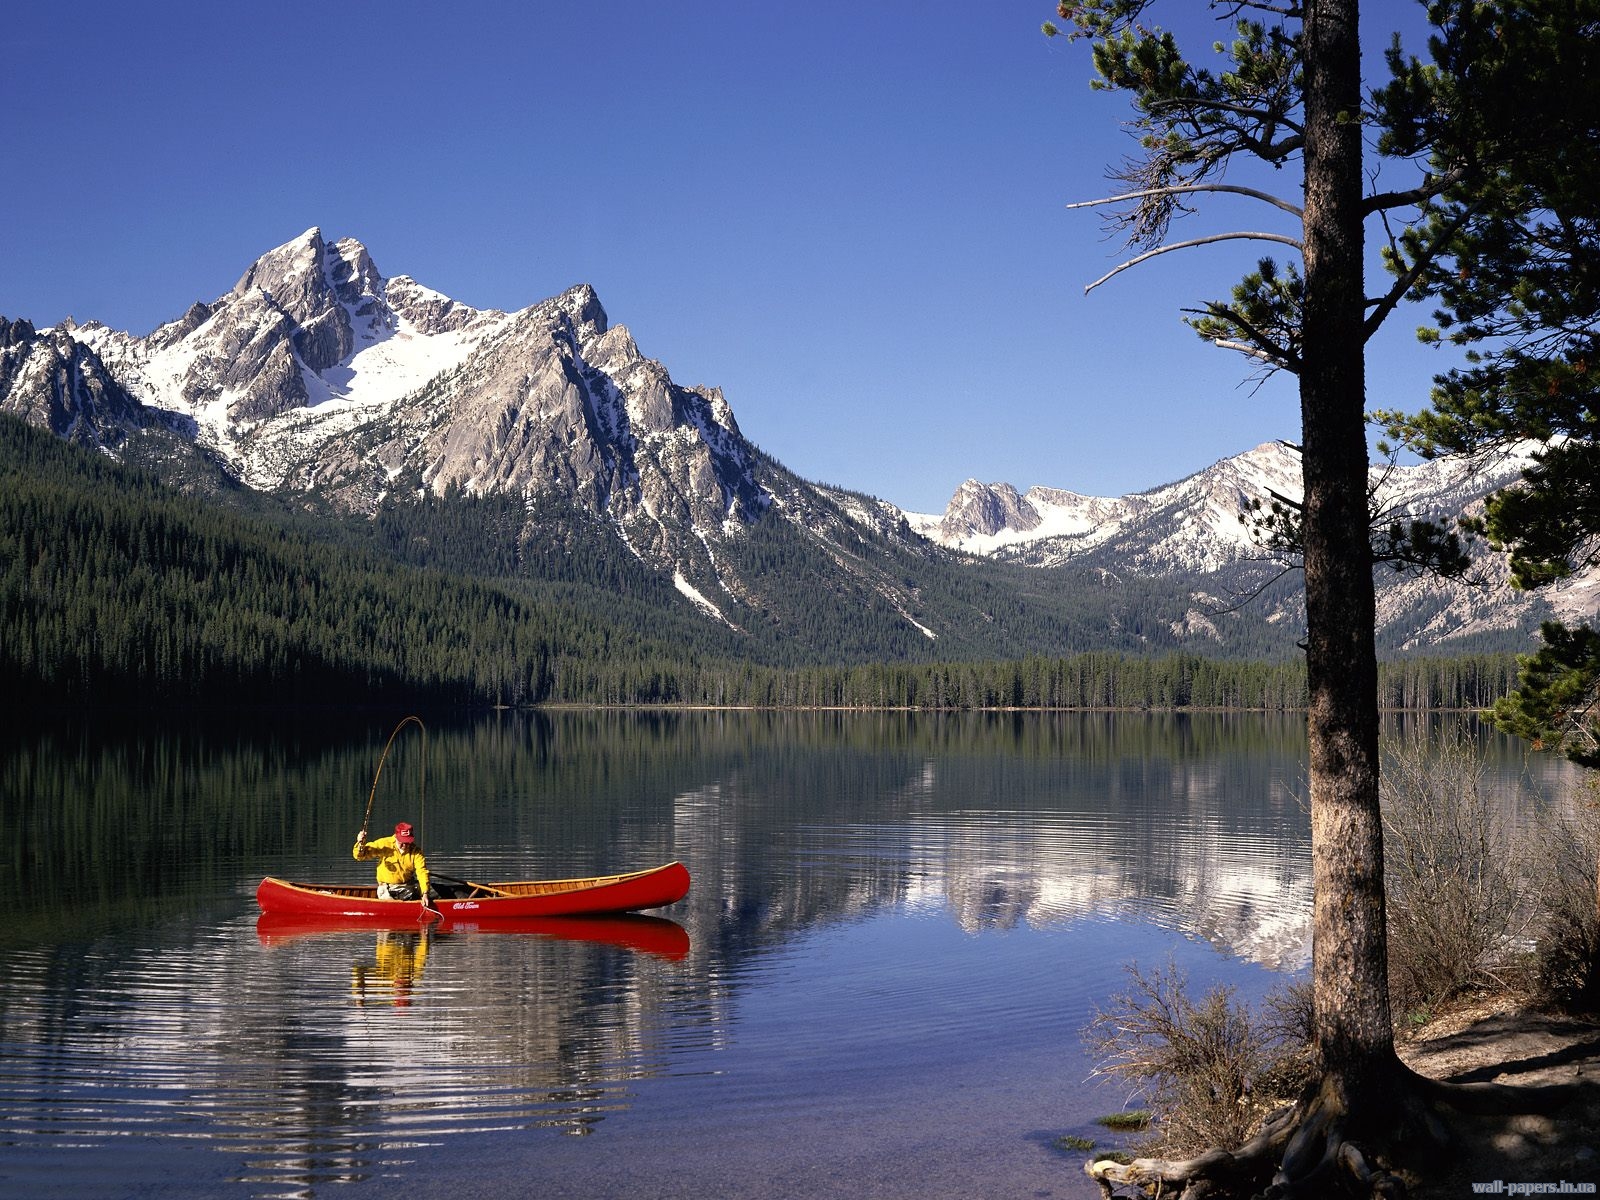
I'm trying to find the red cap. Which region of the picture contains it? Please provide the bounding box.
[394,822,415,843]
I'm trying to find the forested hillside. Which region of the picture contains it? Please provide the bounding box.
[0,417,723,705]
[0,417,1519,710]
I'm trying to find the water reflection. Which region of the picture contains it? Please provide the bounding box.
[352,929,429,1006]
[0,912,705,1193]
[0,710,1574,1199]
[257,912,692,959]
[663,711,1318,967]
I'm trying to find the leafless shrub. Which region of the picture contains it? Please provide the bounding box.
[1380,723,1534,1014]
[1529,778,1600,1011]
[1084,962,1314,1158]
[1260,975,1315,1049]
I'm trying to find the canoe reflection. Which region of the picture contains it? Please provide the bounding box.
[255,910,691,960]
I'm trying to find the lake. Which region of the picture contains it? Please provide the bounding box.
[0,710,1572,1199]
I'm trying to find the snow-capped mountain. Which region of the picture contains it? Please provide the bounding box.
[904,443,1599,649]
[1,227,1587,659]
[56,230,770,576]
[0,229,950,643]
[6,230,858,622]
[0,316,149,448]
[908,441,1308,573]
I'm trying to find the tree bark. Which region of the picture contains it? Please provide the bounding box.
[1299,0,1398,1100]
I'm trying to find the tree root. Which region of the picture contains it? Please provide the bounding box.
[1085,1060,1578,1199]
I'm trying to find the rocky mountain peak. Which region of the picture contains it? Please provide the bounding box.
[554,283,608,337]
[692,385,742,439]
[0,317,145,446]
[327,236,385,304]
[940,479,1042,541]
[1,316,38,348]
[230,227,326,306]
[384,275,482,335]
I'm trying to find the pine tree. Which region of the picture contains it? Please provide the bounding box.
[1382,0,1600,768]
[1046,1,1574,1192]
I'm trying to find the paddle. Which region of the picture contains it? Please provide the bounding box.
[432,872,517,900]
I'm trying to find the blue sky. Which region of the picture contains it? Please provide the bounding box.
[1,1,1448,514]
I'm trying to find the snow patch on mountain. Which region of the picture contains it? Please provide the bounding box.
[674,571,734,628]
[297,322,484,409]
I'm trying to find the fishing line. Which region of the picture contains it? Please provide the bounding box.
[362,714,427,842]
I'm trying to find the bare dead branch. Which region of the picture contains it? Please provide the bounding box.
[1086,232,1305,294]
[1065,183,1304,220]
[1203,561,1301,615]
[1212,0,1304,18]
[1211,338,1287,363]
[1087,1101,1301,1195]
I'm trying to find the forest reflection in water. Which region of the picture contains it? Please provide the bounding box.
[0,709,1570,1199]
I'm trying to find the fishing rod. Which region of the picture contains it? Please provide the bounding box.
[361,715,427,843]
[361,715,441,922]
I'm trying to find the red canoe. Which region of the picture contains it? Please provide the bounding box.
[256,861,691,920]
[255,911,691,960]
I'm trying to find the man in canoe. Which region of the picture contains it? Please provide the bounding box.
[354,821,439,914]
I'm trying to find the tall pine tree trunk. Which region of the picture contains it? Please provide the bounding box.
[1300,0,1398,1099]
[1089,7,1581,1192]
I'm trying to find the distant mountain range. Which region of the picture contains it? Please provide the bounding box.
[905,441,1600,653]
[3,227,1592,661]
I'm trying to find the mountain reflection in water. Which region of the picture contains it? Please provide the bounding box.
[666,712,1317,968]
[0,710,1566,1199]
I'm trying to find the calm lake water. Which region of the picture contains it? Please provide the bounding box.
[0,710,1573,1199]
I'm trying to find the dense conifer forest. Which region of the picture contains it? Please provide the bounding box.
[0,417,1522,711]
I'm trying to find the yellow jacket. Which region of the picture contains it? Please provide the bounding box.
[354,835,430,894]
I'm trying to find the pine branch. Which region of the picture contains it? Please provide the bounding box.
[1140,95,1307,146]
[1363,206,1476,341]
[1184,304,1300,373]
[1361,167,1466,216]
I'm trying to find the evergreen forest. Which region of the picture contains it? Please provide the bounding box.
[0,417,1523,712]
